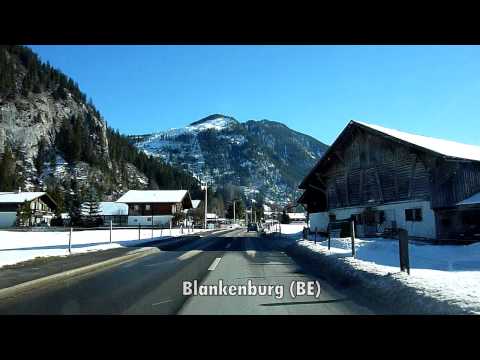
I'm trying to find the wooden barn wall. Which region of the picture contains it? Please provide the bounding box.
[322,131,432,211]
[431,161,480,208]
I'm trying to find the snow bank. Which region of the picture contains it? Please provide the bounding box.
[294,235,480,314]
[0,228,209,268]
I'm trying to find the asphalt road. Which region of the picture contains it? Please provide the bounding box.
[0,229,374,314]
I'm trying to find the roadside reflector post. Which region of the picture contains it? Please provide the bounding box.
[351,220,356,258]
[398,229,410,275]
[138,224,141,241]
[69,227,72,254]
[110,220,112,243]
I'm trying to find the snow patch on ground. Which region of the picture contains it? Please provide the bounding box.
[0,228,209,268]
[267,224,480,314]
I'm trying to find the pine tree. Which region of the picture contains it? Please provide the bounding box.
[34,137,49,175]
[16,200,33,227]
[0,144,17,191]
[81,187,101,227]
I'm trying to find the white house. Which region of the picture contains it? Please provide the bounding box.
[287,212,307,223]
[116,190,193,227]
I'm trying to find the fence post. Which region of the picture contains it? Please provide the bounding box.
[351,220,356,258]
[138,224,141,241]
[398,229,410,275]
[69,227,72,254]
[110,220,112,243]
[328,233,331,250]
[314,227,317,244]
[169,220,172,236]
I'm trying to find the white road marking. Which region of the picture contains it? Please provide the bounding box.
[177,250,202,261]
[208,257,222,271]
[152,299,173,306]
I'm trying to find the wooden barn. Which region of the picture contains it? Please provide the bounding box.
[298,120,480,242]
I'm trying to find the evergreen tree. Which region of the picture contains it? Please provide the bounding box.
[280,210,291,224]
[0,144,17,191]
[81,187,102,227]
[16,200,33,227]
[34,137,49,175]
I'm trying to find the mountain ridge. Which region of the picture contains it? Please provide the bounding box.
[132,114,328,206]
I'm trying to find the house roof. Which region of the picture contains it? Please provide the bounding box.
[191,200,202,209]
[81,202,128,216]
[0,192,47,204]
[355,121,480,162]
[116,190,191,205]
[300,120,480,189]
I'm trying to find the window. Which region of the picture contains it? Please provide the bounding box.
[145,204,151,211]
[405,208,422,222]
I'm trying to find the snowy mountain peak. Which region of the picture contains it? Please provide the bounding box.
[131,116,328,206]
[187,114,238,132]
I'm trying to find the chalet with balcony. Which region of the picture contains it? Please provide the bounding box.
[116,190,193,227]
[298,120,480,242]
[0,191,58,228]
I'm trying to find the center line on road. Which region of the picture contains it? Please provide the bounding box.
[152,299,173,306]
[208,257,222,271]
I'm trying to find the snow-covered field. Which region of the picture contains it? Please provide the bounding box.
[0,228,209,268]
[268,224,480,314]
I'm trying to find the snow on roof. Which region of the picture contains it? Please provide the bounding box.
[116,190,189,204]
[191,200,202,209]
[457,192,480,206]
[81,202,129,216]
[355,121,480,162]
[0,192,46,203]
[288,212,306,219]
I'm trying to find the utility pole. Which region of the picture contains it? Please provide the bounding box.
[201,181,208,229]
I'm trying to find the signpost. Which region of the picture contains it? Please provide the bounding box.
[351,220,356,258]
[398,229,410,274]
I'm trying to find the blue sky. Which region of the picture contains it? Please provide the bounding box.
[29,45,480,145]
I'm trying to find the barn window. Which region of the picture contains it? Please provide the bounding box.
[405,208,422,222]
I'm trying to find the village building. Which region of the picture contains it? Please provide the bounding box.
[298,120,480,241]
[287,212,307,223]
[81,202,129,226]
[0,191,57,228]
[116,190,193,227]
